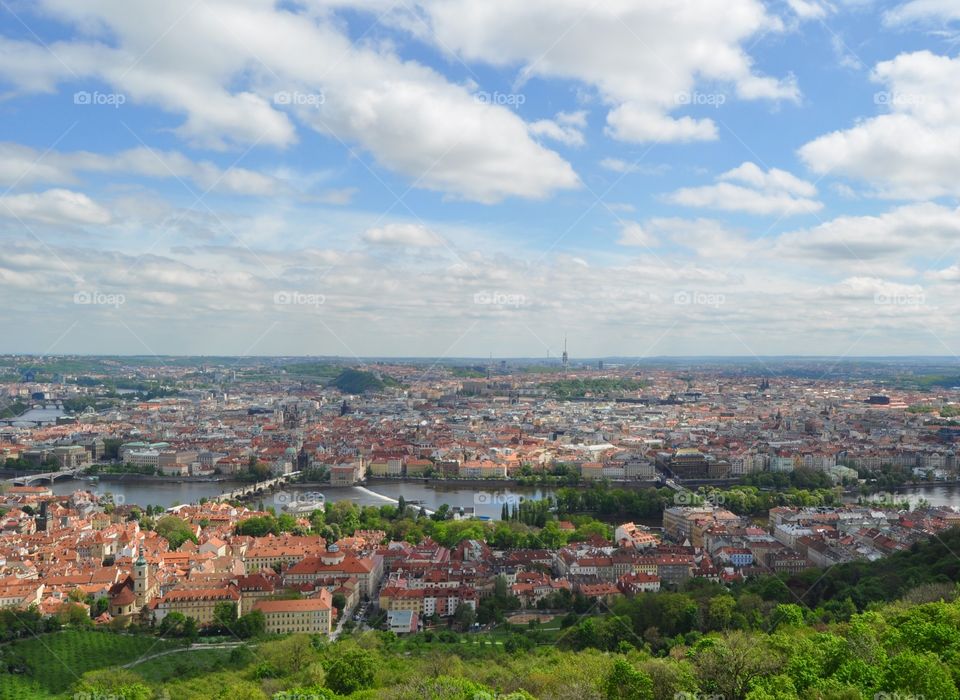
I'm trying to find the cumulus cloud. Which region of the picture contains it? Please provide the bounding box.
[883,0,960,25]
[774,202,960,262]
[799,51,960,199]
[0,0,579,204]
[666,162,822,215]
[617,222,658,248]
[0,189,111,226]
[787,0,832,19]
[406,0,797,144]
[363,223,445,247]
[0,142,282,196]
[529,111,588,147]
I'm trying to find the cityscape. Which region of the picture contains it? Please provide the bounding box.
[1,356,960,698]
[4,0,960,698]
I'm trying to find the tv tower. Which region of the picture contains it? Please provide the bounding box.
[561,335,568,369]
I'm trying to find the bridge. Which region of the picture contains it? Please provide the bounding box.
[7,467,87,486]
[215,471,302,502]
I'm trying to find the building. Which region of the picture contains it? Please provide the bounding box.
[668,448,709,479]
[254,590,333,635]
[283,544,383,597]
[386,609,418,634]
[152,586,241,625]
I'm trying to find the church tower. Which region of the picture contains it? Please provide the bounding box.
[133,550,149,606]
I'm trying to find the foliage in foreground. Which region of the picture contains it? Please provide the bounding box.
[4,589,960,699]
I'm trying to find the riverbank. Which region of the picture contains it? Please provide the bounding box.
[363,476,663,489]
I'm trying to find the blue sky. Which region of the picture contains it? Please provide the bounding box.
[1,0,960,358]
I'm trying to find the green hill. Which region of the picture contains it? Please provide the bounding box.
[330,368,386,394]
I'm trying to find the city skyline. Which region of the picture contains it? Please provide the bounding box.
[2,1,960,357]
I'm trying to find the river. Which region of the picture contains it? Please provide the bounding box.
[50,478,555,519]
[48,478,960,519]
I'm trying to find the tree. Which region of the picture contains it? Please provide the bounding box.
[693,632,783,700]
[604,658,654,700]
[707,594,736,631]
[154,515,198,548]
[73,669,152,700]
[452,602,476,631]
[234,610,265,638]
[58,602,92,628]
[881,651,959,700]
[324,646,375,695]
[213,600,238,633]
[771,603,805,629]
[261,634,318,676]
[158,611,187,637]
[183,615,199,640]
[332,593,347,614]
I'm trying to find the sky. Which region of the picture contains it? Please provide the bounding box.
[1,0,960,359]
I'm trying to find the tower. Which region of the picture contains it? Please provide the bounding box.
[133,550,149,605]
[561,336,568,369]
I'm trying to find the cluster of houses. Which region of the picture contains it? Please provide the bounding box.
[3,482,960,638]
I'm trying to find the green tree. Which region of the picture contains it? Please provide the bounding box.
[154,515,198,548]
[881,651,959,700]
[73,669,152,700]
[604,658,654,700]
[234,610,266,638]
[213,600,238,632]
[324,646,376,695]
[332,593,347,614]
[452,602,476,631]
[693,632,783,700]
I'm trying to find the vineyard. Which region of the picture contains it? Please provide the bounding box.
[0,630,184,698]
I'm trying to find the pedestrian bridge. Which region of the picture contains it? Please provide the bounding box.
[214,471,301,502]
[7,467,86,486]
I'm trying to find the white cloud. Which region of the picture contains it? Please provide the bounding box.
[666,162,822,215]
[884,1,960,25]
[606,107,718,144]
[363,223,444,247]
[774,202,960,261]
[599,158,668,175]
[0,142,282,196]
[799,51,960,199]
[640,217,751,258]
[0,189,111,225]
[529,111,587,147]
[407,0,797,144]
[617,222,658,248]
[0,0,579,204]
[787,0,832,20]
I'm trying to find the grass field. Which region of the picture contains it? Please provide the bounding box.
[132,646,254,684]
[0,630,185,698]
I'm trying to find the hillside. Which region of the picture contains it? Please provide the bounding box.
[331,368,390,394]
